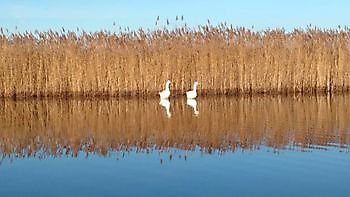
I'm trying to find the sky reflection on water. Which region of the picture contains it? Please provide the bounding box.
[1,147,349,197]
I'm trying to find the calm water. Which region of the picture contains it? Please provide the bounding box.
[0,95,350,196]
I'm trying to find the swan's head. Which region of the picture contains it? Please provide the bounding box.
[193,81,199,88]
[165,80,171,88]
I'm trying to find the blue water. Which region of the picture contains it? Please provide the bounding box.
[1,96,350,196]
[1,147,349,197]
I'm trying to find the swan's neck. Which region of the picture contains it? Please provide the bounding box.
[165,84,170,91]
[193,84,197,91]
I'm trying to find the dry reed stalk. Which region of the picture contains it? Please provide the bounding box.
[0,26,350,98]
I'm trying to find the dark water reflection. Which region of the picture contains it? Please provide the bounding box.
[1,95,349,158]
[1,95,350,196]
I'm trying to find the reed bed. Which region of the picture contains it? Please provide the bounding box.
[0,25,350,97]
[0,95,349,158]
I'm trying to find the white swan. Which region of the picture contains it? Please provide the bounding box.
[186,81,198,99]
[186,98,199,115]
[159,80,171,99]
[159,99,171,118]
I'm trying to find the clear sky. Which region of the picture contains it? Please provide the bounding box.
[1,0,349,32]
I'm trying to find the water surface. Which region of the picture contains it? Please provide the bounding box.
[0,95,349,196]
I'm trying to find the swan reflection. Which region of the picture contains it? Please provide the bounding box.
[186,98,199,115]
[159,99,171,118]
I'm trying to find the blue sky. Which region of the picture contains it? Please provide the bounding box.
[1,0,349,32]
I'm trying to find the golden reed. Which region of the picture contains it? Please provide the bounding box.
[0,25,350,98]
[0,95,349,158]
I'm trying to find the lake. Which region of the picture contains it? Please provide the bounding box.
[0,95,349,196]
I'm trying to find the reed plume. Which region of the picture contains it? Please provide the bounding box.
[0,25,350,98]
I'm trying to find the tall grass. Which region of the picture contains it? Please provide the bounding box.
[0,25,350,97]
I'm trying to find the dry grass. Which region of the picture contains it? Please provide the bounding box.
[0,95,349,158]
[0,25,350,98]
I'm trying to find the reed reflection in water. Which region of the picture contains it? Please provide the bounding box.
[0,95,350,159]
